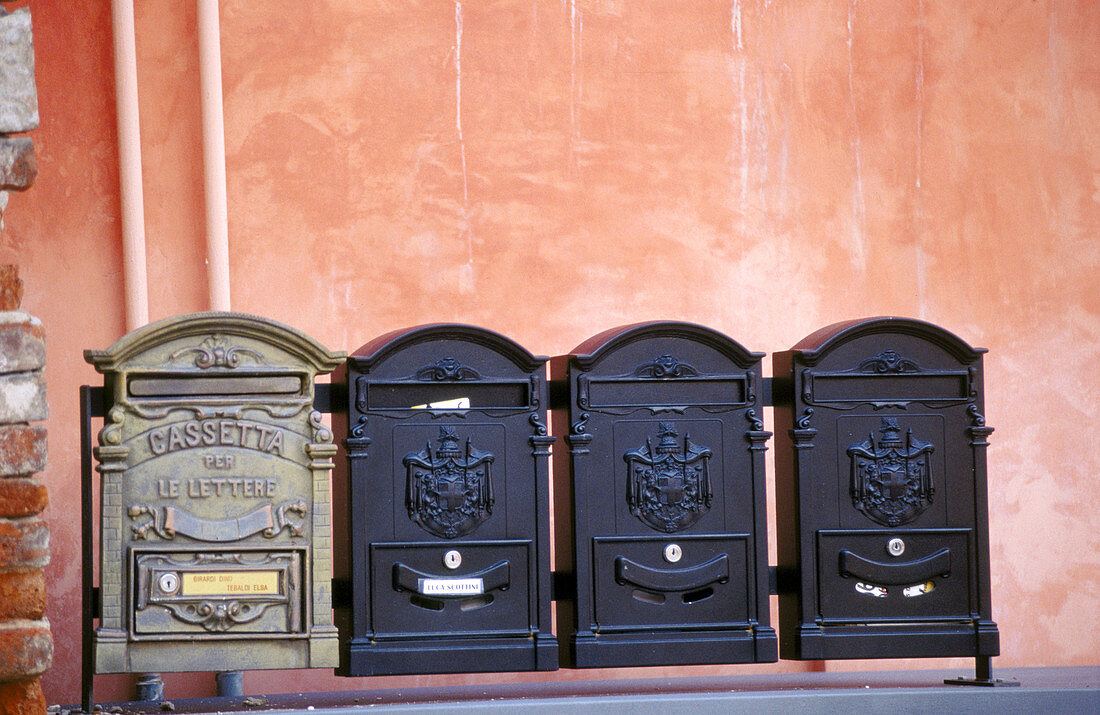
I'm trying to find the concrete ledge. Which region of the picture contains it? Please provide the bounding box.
[63,666,1099,714]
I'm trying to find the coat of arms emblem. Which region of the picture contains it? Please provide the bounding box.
[404,426,495,539]
[624,423,713,533]
[847,417,935,527]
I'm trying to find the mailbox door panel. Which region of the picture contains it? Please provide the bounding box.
[370,541,531,637]
[816,530,972,622]
[132,548,305,636]
[593,535,750,629]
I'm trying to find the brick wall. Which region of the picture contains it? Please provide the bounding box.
[0,3,45,709]
[0,266,49,713]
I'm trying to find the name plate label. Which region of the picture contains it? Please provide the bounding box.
[181,570,281,596]
[419,578,484,596]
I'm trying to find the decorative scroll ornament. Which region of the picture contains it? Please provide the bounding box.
[309,410,332,443]
[624,423,713,533]
[404,426,495,539]
[128,500,307,541]
[169,335,266,369]
[162,598,270,632]
[858,350,922,374]
[847,417,935,527]
[415,357,482,381]
[633,354,700,378]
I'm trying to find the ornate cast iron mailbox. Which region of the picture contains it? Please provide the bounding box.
[773,317,1001,661]
[85,312,344,674]
[555,322,775,668]
[337,325,557,675]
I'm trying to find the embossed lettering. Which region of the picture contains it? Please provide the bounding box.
[146,419,288,456]
[184,421,202,447]
[266,430,283,455]
[184,477,277,499]
[167,425,187,451]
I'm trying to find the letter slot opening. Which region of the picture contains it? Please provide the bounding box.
[368,381,531,409]
[128,373,304,398]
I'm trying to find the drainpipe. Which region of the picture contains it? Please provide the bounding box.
[111,0,149,330]
[197,0,231,311]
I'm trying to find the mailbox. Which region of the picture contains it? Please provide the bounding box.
[337,324,557,675]
[773,317,1001,660]
[555,322,776,668]
[84,312,344,673]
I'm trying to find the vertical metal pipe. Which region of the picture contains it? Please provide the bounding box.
[111,0,149,330]
[216,671,244,697]
[197,0,232,311]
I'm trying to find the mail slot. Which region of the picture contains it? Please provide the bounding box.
[773,317,1001,660]
[84,312,344,673]
[554,322,776,668]
[336,324,557,675]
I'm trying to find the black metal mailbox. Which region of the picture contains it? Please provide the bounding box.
[554,322,776,668]
[84,312,344,674]
[336,324,557,675]
[773,317,1001,661]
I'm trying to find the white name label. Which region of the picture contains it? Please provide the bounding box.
[419,578,483,596]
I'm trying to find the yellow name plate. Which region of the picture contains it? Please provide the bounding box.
[181,570,281,596]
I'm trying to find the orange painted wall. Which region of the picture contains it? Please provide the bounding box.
[2,0,1097,705]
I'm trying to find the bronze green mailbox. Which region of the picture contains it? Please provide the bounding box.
[85,312,344,673]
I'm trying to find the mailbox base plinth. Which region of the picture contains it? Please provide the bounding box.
[568,628,777,669]
[781,622,1000,661]
[96,634,338,673]
[340,635,558,677]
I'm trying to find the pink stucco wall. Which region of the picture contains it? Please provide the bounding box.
[3,0,1097,704]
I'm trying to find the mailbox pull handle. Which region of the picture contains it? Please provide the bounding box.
[839,547,951,585]
[614,554,729,592]
[393,560,511,595]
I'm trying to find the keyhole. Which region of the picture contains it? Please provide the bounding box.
[158,572,179,594]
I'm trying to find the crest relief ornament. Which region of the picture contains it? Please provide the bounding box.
[847,417,935,527]
[403,426,495,539]
[623,423,713,533]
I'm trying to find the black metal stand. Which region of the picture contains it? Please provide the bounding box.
[80,385,97,714]
[944,656,1021,687]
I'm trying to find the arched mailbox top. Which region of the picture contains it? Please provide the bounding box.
[791,316,986,366]
[568,320,764,370]
[84,311,346,373]
[350,323,548,374]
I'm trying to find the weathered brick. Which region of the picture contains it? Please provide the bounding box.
[0,313,43,374]
[0,677,45,714]
[0,267,21,312]
[0,517,47,570]
[0,620,51,681]
[0,372,45,424]
[0,479,45,517]
[0,570,44,619]
[0,424,45,476]
[0,138,34,191]
[0,9,38,134]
